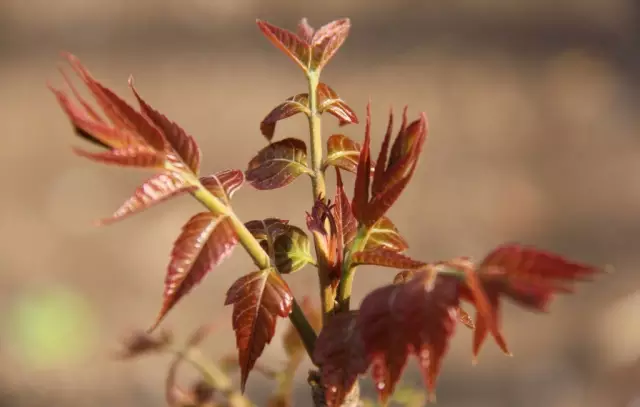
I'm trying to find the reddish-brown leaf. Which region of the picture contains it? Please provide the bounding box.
[49,84,123,149]
[297,18,315,43]
[333,169,358,248]
[225,269,294,392]
[260,93,310,141]
[130,79,201,174]
[371,108,395,197]
[199,169,245,205]
[363,216,409,253]
[468,244,601,358]
[257,20,311,73]
[309,19,351,71]
[317,83,359,126]
[313,311,368,407]
[324,134,363,174]
[358,272,460,403]
[245,218,290,243]
[246,138,311,190]
[352,102,372,223]
[99,172,195,225]
[73,145,164,168]
[365,114,427,226]
[351,248,425,270]
[63,53,167,151]
[150,213,239,331]
[457,306,475,330]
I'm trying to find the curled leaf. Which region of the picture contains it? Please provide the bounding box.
[363,216,409,253]
[199,169,245,205]
[150,213,239,331]
[246,138,312,190]
[333,169,357,249]
[352,102,372,223]
[351,248,425,270]
[324,134,368,174]
[225,269,294,392]
[313,311,367,407]
[72,145,164,168]
[99,172,194,225]
[273,225,314,274]
[317,83,358,126]
[358,272,460,403]
[260,93,310,141]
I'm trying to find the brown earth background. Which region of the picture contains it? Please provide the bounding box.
[1,0,640,406]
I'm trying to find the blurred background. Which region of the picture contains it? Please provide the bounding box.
[1,0,640,406]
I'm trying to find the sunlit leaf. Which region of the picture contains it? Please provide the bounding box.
[63,53,167,151]
[225,268,294,391]
[246,138,312,190]
[324,134,363,174]
[363,216,409,253]
[309,19,351,71]
[199,169,245,205]
[314,311,367,407]
[333,169,357,249]
[365,113,428,226]
[352,102,372,223]
[260,93,310,141]
[150,213,238,331]
[317,83,358,126]
[99,172,194,225]
[273,225,314,274]
[73,145,164,168]
[257,18,350,73]
[351,248,425,270]
[130,79,201,174]
[358,272,460,403]
[257,20,312,73]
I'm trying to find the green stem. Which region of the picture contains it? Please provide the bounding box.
[178,170,318,361]
[306,70,334,320]
[336,225,369,311]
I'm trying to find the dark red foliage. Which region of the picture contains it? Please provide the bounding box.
[314,311,368,406]
[225,269,294,391]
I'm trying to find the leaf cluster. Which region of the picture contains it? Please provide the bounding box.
[51,17,606,406]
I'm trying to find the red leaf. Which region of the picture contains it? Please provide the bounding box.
[351,248,425,270]
[317,83,359,126]
[150,213,239,331]
[225,269,294,392]
[63,53,167,151]
[365,114,427,226]
[468,244,601,358]
[246,138,311,190]
[199,169,245,205]
[306,198,338,268]
[130,79,201,174]
[245,218,290,242]
[313,311,367,407]
[324,134,366,174]
[73,145,164,168]
[333,169,357,248]
[257,18,350,73]
[309,19,351,71]
[260,93,310,141]
[352,102,372,223]
[358,272,460,403]
[257,20,311,73]
[371,108,394,197]
[99,172,195,225]
[363,216,409,253]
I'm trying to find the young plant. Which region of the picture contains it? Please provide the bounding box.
[50,17,605,407]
